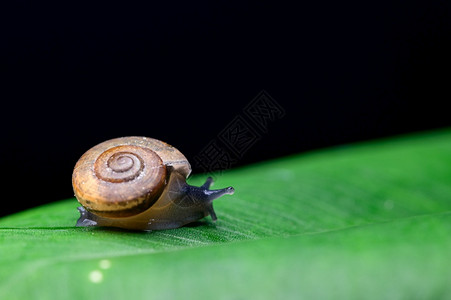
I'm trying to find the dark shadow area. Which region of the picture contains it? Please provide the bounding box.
[1,0,450,217]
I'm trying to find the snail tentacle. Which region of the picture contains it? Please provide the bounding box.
[200,177,214,189]
[183,178,235,222]
[76,207,98,227]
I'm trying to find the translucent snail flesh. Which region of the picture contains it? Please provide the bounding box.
[72,137,234,230]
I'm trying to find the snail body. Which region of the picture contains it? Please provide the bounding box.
[72,137,234,231]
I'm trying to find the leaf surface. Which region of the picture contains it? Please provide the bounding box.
[1,129,451,299]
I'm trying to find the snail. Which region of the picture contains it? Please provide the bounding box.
[72,137,235,231]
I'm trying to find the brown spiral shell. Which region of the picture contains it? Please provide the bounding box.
[72,137,191,217]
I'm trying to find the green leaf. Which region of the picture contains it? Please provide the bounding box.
[1,128,451,299]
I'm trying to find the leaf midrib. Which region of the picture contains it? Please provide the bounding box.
[2,208,449,254]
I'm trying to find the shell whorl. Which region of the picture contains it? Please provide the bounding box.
[94,146,145,183]
[72,137,191,217]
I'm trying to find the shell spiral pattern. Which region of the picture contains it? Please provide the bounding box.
[95,146,146,183]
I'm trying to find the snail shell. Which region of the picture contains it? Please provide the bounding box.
[72,137,234,230]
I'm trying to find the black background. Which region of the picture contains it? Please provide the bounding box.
[1,0,450,217]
